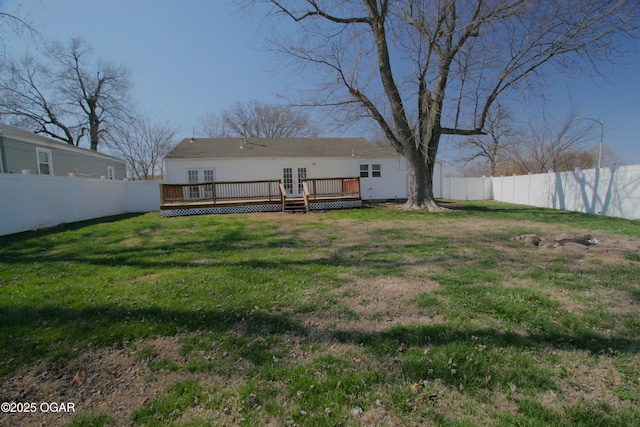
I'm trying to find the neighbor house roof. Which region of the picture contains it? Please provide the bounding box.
[0,123,124,162]
[165,137,400,159]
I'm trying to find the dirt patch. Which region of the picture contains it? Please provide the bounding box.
[344,275,439,322]
[120,236,141,247]
[537,353,639,417]
[295,275,442,345]
[0,337,187,427]
[135,272,164,282]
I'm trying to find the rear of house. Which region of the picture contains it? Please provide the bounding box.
[0,123,126,179]
[164,137,425,201]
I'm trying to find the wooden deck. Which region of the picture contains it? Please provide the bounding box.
[160,177,362,216]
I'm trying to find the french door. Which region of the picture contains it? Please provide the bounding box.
[283,166,307,197]
[186,169,215,199]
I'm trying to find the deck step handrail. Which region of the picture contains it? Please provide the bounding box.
[278,183,287,212]
[301,181,310,212]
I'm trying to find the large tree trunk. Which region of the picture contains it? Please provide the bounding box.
[402,118,449,212]
[402,142,446,212]
[403,146,427,209]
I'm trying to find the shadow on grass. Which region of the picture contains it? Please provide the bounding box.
[1,303,638,376]
[1,213,150,240]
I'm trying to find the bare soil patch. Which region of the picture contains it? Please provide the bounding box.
[1,337,187,427]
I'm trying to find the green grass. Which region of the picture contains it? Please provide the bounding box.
[1,201,639,426]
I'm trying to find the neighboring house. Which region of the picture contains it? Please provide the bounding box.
[0,123,126,179]
[164,137,443,201]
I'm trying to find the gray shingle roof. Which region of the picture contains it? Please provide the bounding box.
[165,137,399,159]
[0,123,123,162]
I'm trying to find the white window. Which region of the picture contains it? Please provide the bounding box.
[186,169,215,183]
[36,148,53,175]
[107,166,115,180]
[203,169,215,182]
[359,164,369,178]
[283,167,293,194]
[186,169,215,199]
[372,164,381,178]
[187,170,199,183]
[297,167,307,194]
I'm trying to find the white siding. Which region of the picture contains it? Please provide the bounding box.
[165,156,418,200]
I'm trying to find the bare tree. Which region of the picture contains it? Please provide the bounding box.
[0,54,78,143]
[456,103,520,176]
[252,0,639,210]
[507,112,596,174]
[198,99,319,138]
[0,37,132,151]
[197,111,229,138]
[0,9,38,57]
[108,111,179,180]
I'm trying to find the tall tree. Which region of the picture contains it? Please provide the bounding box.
[108,111,179,180]
[253,0,639,210]
[198,99,319,138]
[0,37,131,151]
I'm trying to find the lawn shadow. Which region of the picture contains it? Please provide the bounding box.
[0,213,150,245]
[2,301,638,378]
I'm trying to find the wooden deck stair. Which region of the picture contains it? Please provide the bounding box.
[283,197,308,213]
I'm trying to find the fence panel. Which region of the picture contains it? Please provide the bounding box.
[489,165,640,220]
[1,174,160,236]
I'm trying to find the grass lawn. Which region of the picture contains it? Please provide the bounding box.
[0,201,639,426]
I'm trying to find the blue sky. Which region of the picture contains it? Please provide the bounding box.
[1,0,639,168]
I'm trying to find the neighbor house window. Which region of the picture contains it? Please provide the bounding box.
[36,148,52,175]
[372,164,381,178]
[107,166,115,180]
[359,164,369,178]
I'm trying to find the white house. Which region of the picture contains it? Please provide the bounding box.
[164,137,442,201]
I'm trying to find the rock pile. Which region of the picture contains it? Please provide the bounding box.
[515,233,598,249]
[515,233,599,258]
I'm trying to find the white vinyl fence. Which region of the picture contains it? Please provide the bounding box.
[1,172,160,236]
[3,164,638,236]
[443,164,640,220]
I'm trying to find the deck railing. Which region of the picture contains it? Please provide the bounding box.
[302,181,310,211]
[160,180,282,206]
[302,177,361,200]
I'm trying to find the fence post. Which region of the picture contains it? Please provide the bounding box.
[69,173,79,223]
[19,170,37,231]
